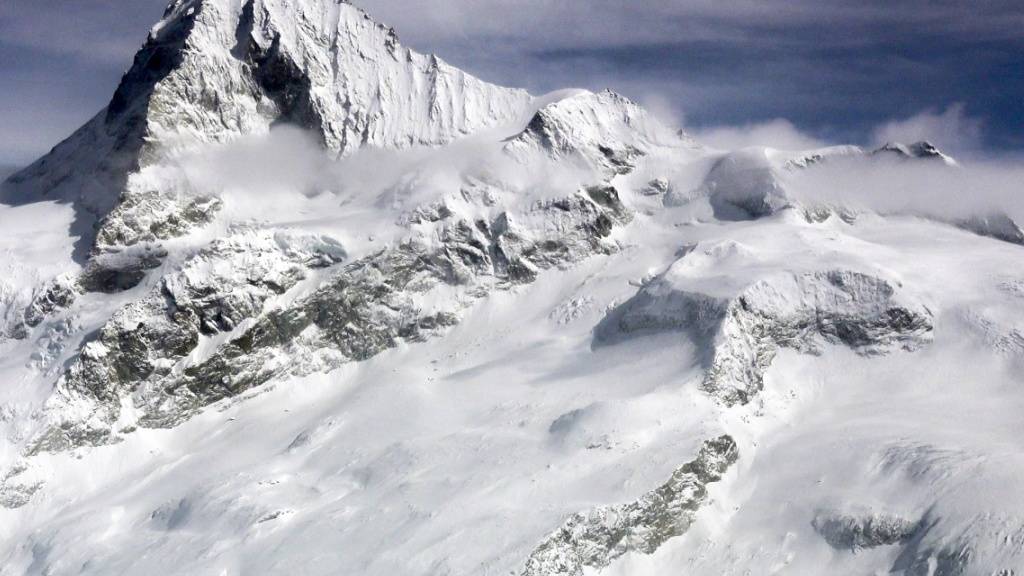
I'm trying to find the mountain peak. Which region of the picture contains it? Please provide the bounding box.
[873,140,957,165]
[505,89,695,175]
[111,0,531,156]
[3,0,532,259]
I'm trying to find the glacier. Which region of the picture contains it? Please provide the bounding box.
[2,0,1024,575]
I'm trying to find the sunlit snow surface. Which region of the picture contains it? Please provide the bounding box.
[3,118,1024,574]
[1,2,1024,572]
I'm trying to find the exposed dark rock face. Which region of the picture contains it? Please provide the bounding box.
[173,187,631,422]
[31,186,631,453]
[7,249,170,341]
[596,144,645,176]
[78,249,169,294]
[642,178,670,198]
[106,2,202,123]
[813,511,919,551]
[521,436,738,576]
[3,0,530,276]
[702,272,933,406]
[96,193,222,250]
[0,1,208,264]
[809,510,1002,576]
[0,464,41,509]
[955,213,1024,246]
[238,5,324,142]
[30,230,347,453]
[597,268,933,406]
[21,277,79,330]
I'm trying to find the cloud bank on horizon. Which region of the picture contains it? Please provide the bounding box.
[0,0,1021,165]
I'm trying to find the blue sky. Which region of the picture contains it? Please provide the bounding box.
[1,0,1022,166]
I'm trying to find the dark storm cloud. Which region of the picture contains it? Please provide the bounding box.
[1,0,1022,165]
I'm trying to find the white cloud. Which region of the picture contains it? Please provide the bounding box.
[871,104,984,156]
[787,155,1024,223]
[639,93,685,132]
[691,119,829,151]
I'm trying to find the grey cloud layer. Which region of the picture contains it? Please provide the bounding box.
[359,0,1024,151]
[359,0,1024,50]
[1,0,1021,165]
[0,0,166,62]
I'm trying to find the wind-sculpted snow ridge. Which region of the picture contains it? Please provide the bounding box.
[2,0,531,258]
[27,185,632,456]
[874,141,958,166]
[596,243,933,406]
[783,145,865,170]
[521,435,738,576]
[505,90,694,177]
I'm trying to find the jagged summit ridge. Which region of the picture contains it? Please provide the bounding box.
[112,0,531,155]
[506,90,695,175]
[873,140,958,166]
[3,0,531,252]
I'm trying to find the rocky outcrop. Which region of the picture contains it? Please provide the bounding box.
[813,510,919,551]
[95,190,222,249]
[505,90,691,176]
[32,185,632,453]
[521,436,738,576]
[32,230,347,453]
[6,247,171,341]
[873,141,958,166]
[597,255,933,406]
[0,464,41,509]
[19,276,79,332]
[2,0,532,259]
[811,508,1018,576]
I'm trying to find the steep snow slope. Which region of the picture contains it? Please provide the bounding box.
[2,0,531,255]
[3,2,1024,575]
[5,184,1024,575]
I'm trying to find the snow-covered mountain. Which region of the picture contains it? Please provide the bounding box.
[3,1,1024,575]
[2,0,530,257]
